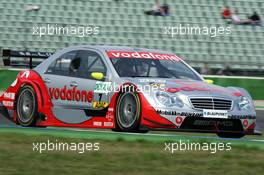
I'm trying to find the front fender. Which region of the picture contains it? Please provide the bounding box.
[228,86,254,102]
[0,70,52,122]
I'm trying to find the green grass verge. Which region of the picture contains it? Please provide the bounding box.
[0,69,19,91]
[0,130,264,175]
[207,77,264,100]
[0,127,263,149]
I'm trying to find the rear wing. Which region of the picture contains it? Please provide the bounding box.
[2,49,53,69]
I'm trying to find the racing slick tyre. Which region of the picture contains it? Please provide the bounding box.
[115,89,141,132]
[217,132,245,138]
[16,85,38,127]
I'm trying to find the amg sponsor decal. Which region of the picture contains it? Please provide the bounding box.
[107,51,180,61]
[49,85,93,103]
[193,120,233,127]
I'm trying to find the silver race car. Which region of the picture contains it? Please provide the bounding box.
[0,45,256,138]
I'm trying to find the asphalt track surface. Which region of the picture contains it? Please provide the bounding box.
[0,110,263,132]
[0,109,263,142]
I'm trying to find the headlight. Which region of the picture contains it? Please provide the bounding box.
[155,91,183,108]
[238,96,251,110]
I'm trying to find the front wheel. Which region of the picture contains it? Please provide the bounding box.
[217,132,245,138]
[115,90,141,132]
[16,85,38,126]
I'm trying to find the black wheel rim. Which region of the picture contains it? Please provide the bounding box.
[118,92,138,128]
[17,89,35,123]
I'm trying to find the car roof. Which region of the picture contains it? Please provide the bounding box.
[66,45,175,55]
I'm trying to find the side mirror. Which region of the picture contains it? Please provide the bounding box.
[204,79,214,84]
[91,72,104,80]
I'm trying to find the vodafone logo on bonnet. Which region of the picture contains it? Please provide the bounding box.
[107,51,181,61]
[49,85,93,103]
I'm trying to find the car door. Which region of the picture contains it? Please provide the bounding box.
[43,49,111,124]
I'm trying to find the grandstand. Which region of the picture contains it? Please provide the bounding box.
[0,0,263,73]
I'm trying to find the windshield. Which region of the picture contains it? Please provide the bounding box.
[110,57,202,81]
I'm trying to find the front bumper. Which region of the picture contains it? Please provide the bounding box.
[139,92,257,134]
[157,109,256,134]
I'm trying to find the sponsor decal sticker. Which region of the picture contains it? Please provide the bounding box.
[92,101,109,108]
[94,82,112,93]
[165,115,186,127]
[3,92,15,100]
[243,119,248,127]
[156,110,178,115]
[139,79,166,83]
[107,51,181,61]
[175,116,183,124]
[203,109,228,119]
[106,113,114,119]
[20,71,30,78]
[149,82,165,88]
[108,107,114,112]
[230,115,255,119]
[180,112,203,118]
[156,110,203,118]
[104,122,113,127]
[3,101,14,107]
[166,86,209,93]
[49,85,93,103]
[93,122,102,126]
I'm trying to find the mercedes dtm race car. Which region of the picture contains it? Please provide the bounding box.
[0,46,256,138]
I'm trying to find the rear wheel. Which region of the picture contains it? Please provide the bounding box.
[115,89,141,132]
[217,132,245,138]
[16,85,38,126]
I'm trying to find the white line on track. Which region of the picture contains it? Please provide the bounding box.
[251,139,264,142]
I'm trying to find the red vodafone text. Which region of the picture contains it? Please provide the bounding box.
[49,85,93,103]
[107,51,181,61]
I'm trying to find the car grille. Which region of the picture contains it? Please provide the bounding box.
[190,98,232,110]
